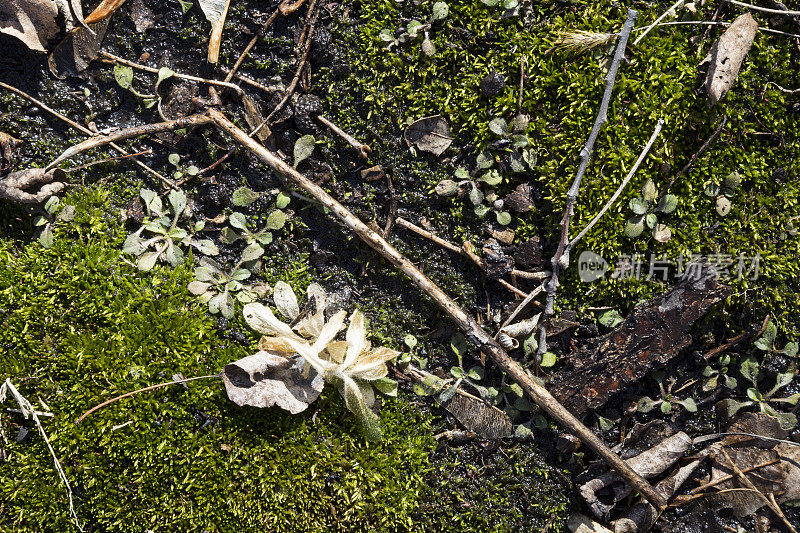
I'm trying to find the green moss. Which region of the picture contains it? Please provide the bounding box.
[0,188,436,532]
[326,0,800,338]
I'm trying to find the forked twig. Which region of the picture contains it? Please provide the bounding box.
[205,107,665,512]
[540,9,638,354]
[316,115,372,159]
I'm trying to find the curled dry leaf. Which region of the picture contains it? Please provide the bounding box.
[0,167,66,203]
[0,131,23,172]
[221,351,324,414]
[404,115,453,156]
[0,0,61,52]
[703,13,758,106]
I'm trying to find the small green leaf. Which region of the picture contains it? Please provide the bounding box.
[704,183,720,197]
[522,148,537,168]
[432,1,449,20]
[474,204,490,217]
[156,67,174,87]
[676,398,697,412]
[467,366,484,380]
[715,197,731,216]
[636,396,660,413]
[406,20,423,36]
[241,243,265,262]
[232,187,259,207]
[404,334,418,349]
[642,179,658,202]
[168,189,187,215]
[168,153,180,166]
[488,118,508,136]
[540,351,557,367]
[660,401,672,413]
[450,366,464,379]
[114,64,134,89]
[275,192,291,209]
[188,281,211,295]
[193,239,219,256]
[724,171,742,189]
[44,196,60,215]
[782,341,798,357]
[479,169,502,186]
[503,0,518,8]
[495,211,512,226]
[652,223,672,243]
[645,213,657,229]
[597,415,614,431]
[740,356,760,384]
[476,151,493,169]
[39,224,54,248]
[372,377,398,397]
[629,197,648,215]
[137,251,160,271]
[599,310,624,328]
[468,186,484,206]
[228,212,248,230]
[293,135,315,167]
[378,29,395,42]
[435,179,459,196]
[523,332,538,355]
[657,194,678,214]
[266,210,287,230]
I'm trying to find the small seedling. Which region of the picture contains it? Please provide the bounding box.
[114,64,157,108]
[702,354,738,391]
[378,1,449,55]
[166,152,199,181]
[123,188,218,271]
[33,196,75,249]
[636,370,698,414]
[704,171,742,217]
[188,248,267,319]
[625,179,677,242]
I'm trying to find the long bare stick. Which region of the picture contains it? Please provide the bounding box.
[99,51,244,96]
[316,115,372,159]
[206,107,665,512]
[46,115,213,170]
[0,81,174,188]
[540,9,638,354]
[726,0,800,16]
[566,118,664,251]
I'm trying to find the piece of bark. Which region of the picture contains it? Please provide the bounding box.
[547,260,731,417]
[0,167,66,203]
[703,13,758,106]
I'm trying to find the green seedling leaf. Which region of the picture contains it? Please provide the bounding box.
[657,194,678,214]
[39,224,53,248]
[476,151,493,170]
[523,332,537,355]
[156,67,174,87]
[509,152,525,173]
[140,188,162,216]
[629,197,648,215]
[636,396,661,413]
[164,241,184,267]
[675,398,697,412]
[187,165,200,176]
[511,114,529,133]
[511,134,529,149]
[44,196,59,215]
[193,239,219,256]
[228,212,248,231]
[468,185,484,206]
[467,366,484,381]
[782,341,798,357]
[293,135,315,167]
[599,310,624,328]
[266,210,287,230]
[482,0,500,5]
[372,377,398,397]
[479,169,502,186]
[379,28,395,42]
[597,415,615,431]
[450,366,464,379]
[508,383,524,398]
[522,148,537,168]
[406,20,423,36]
[177,0,192,13]
[404,334,418,349]
[724,171,742,189]
[704,183,720,197]
[168,153,180,166]
[450,333,468,366]
[435,179,459,196]
[660,400,672,414]
[275,192,291,209]
[114,64,134,89]
[168,189,187,215]
[194,265,217,283]
[231,268,251,281]
[241,243,265,262]
[495,211,512,226]
[488,117,508,136]
[188,280,211,295]
[540,351,557,368]
[625,216,644,238]
[642,179,658,202]
[232,187,259,207]
[474,204,490,217]
[652,223,672,243]
[645,212,657,229]
[432,1,449,20]
[503,0,518,8]
[137,251,160,271]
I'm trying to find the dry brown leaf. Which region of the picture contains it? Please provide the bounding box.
[703,13,758,106]
[221,351,324,414]
[0,167,66,203]
[0,0,60,52]
[443,393,513,439]
[198,0,231,64]
[0,132,23,172]
[48,18,109,78]
[404,115,453,156]
[83,0,128,25]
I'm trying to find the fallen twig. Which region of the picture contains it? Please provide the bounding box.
[633,0,685,46]
[46,115,213,170]
[0,81,174,188]
[316,115,372,159]
[206,106,666,511]
[223,0,304,83]
[566,119,664,252]
[540,9,639,355]
[726,0,800,16]
[76,375,220,424]
[99,51,244,96]
[1,379,83,531]
[664,116,727,192]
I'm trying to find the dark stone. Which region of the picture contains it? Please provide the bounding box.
[480,70,505,98]
[482,239,513,279]
[513,236,542,270]
[504,183,534,213]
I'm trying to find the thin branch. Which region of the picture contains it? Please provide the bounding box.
[633,20,800,39]
[689,458,780,494]
[540,9,638,354]
[633,0,685,46]
[76,375,220,424]
[566,119,664,252]
[0,81,174,188]
[46,114,213,170]
[316,115,372,159]
[664,116,727,192]
[206,106,666,512]
[223,0,304,83]
[726,0,800,16]
[497,283,545,334]
[99,51,244,95]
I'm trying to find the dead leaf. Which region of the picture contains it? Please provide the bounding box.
[0,167,66,203]
[443,392,513,439]
[128,0,156,33]
[0,0,61,52]
[568,513,613,533]
[242,94,270,143]
[360,165,384,182]
[404,115,453,156]
[703,13,758,106]
[221,351,324,414]
[707,412,800,517]
[83,0,128,24]
[0,131,23,173]
[198,0,231,64]
[48,19,110,78]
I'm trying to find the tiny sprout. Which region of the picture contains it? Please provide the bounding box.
[625,181,677,242]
